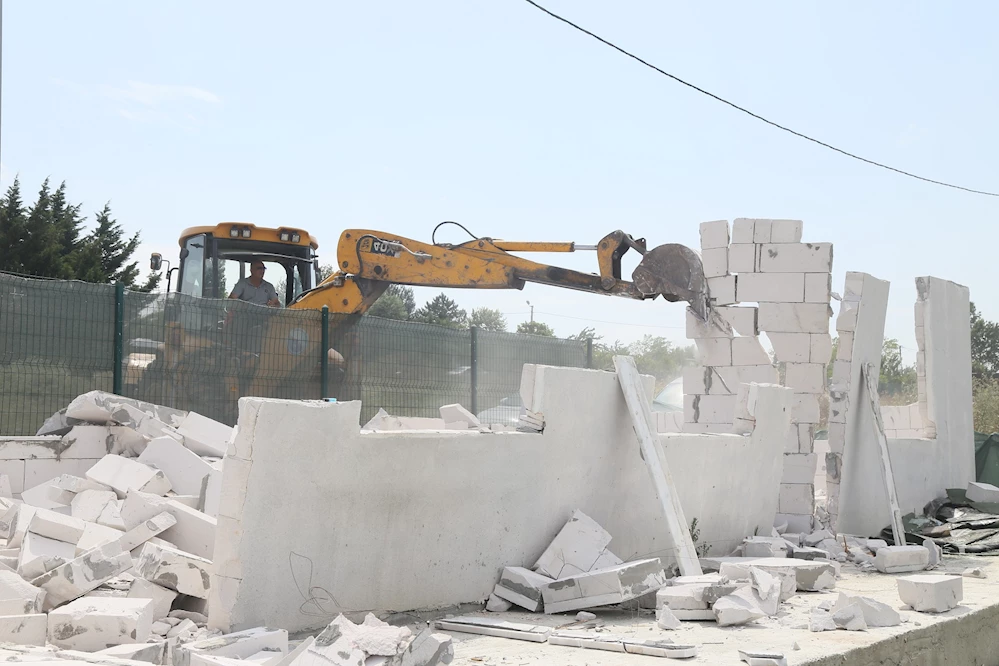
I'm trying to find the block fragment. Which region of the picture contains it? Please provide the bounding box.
[120,511,178,552]
[699,220,730,250]
[736,273,805,303]
[98,642,168,664]
[966,482,999,504]
[0,570,46,614]
[48,597,155,651]
[122,490,216,559]
[127,578,178,620]
[897,575,963,613]
[715,306,758,336]
[0,614,47,646]
[718,557,836,592]
[138,437,215,497]
[540,559,666,614]
[874,546,929,574]
[71,490,118,523]
[134,542,213,599]
[493,567,553,612]
[533,510,613,579]
[28,507,86,544]
[175,412,233,458]
[86,455,173,498]
[743,537,790,559]
[18,532,76,580]
[485,593,512,612]
[21,479,72,510]
[432,616,550,642]
[175,627,289,666]
[439,404,481,428]
[759,243,832,273]
[32,541,134,609]
[831,593,901,627]
[75,521,123,555]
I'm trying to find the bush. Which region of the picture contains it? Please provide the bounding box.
[973,377,999,434]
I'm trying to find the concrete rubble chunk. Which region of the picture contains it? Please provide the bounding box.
[439,404,481,428]
[139,438,216,497]
[18,531,76,580]
[175,627,289,666]
[28,507,87,544]
[897,575,963,613]
[66,390,187,428]
[874,546,929,574]
[48,597,155,651]
[718,557,834,594]
[71,490,119,523]
[540,559,666,614]
[832,593,901,627]
[656,605,681,629]
[493,567,552,612]
[0,570,46,614]
[120,511,178,553]
[657,584,709,611]
[533,509,613,579]
[485,593,512,612]
[713,589,767,627]
[397,629,454,666]
[739,650,787,666]
[175,413,233,458]
[21,479,73,510]
[962,567,986,579]
[87,455,173,499]
[966,481,999,504]
[134,541,212,600]
[98,499,127,531]
[832,603,868,631]
[97,642,169,664]
[128,577,179,620]
[742,536,790,558]
[326,614,412,657]
[122,490,216,559]
[809,608,836,632]
[0,613,46,647]
[32,540,134,610]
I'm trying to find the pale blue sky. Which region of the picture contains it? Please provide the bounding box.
[5,1,997,362]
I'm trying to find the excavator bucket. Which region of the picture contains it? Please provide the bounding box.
[632,244,710,321]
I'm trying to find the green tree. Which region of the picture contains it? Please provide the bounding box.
[878,338,917,404]
[411,293,467,328]
[971,302,999,379]
[470,307,507,332]
[516,321,555,336]
[75,204,141,286]
[0,179,26,273]
[581,328,696,392]
[369,285,417,320]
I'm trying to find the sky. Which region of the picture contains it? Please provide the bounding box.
[4,1,998,364]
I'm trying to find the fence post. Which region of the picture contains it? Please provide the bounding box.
[586,337,594,369]
[470,327,479,414]
[113,282,125,395]
[320,306,329,399]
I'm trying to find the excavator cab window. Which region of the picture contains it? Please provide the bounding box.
[178,235,207,298]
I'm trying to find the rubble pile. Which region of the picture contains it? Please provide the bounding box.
[0,391,454,666]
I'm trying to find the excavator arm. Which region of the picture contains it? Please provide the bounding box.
[292,226,709,319]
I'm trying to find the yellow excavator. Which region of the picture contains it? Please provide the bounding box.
[134,221,708,420]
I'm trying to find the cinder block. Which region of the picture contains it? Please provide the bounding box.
[493,567,553,612]
[138,437,215,497]
[18,532,75,580]
[683,367,709,395]
[728,244,757,273]
[715,306,758,336]
[770,220,803,244]
[731,218,756,244]
[810,334,832,363]
[175,412,233,458]
[48,597,155,651]
[782,454,818,484]
[86,455,173,499]
[715,364,779,389]
[736,273,805,303]
[699,220,730,250]
[805,273,831,303]
[32,541,134,609]
[685,395,737,424]
[753,220,772,243]
[701,247,729,278]
[874,546,929,574]
[0,614,46,646]
[121,491,216,560]
[789,394,820,424]
[694,338,732,366]
[896,575,962,613]
[439,404,481,428]
[967,482,999,504]
[28,508,86,544]
[778,484,814,515]
[534,510,612,579]
[707,276,737,306]
[768,333,810,363]
[731,337,771,366]
[784,364,826,393]
[134,542,212,599]
[686,309,734,339]
[758,303,831,333]
[128,578,178,620]
[540,559,666,614]
[759,243,833,273]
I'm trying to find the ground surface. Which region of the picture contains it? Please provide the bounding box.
[437,556,999,665]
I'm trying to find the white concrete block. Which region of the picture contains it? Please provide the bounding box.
[896,575,962,613]
[87,455,173,499]
[18,532,76,580]
[686,308,733,339]
[98,642,168,664]
[784,364,826,393]
[701,247,728,278]
[758,303,831,333]
[134,542,212,599]
[729,337,770,366]
[699,220,730,250]
[759,243,832,273]
[770,220,803,244]
[175,412,232,458]
[682,366,709,395]
[98,499,127,530]
[874,546,929,574]
[540,559,666,614]
[138,437,215,497]
[694,338,731,366]
[752,220,772,243]
[707,276,737,306]
[778,484,814,515]
[836,300,858,332]
[32,540,134,609]
[0,614,46,646]
[782,454,818,484]
[77,522,124,555]
[66,390,187,426]
[732,218,755,244]
[767,333,810,363]
[788,394,820,424]
[121,491,216,560]
[966,482,999,504]
[736,273,805,303]
[9,505,36,549]
[728,244,756,273]
[715,364,779,389]
[494,567,553,612]
[439,404,481,428]
[805,273,831,303]
[20,478,72,510]
[715,306,758,336]
[120,511,178,552]
[178,627,288,664]
[685,395,737,424]
[70,490,118,524]
[28,507,86,544]
[810,334,832,364]
[128,578,178,620]
[534,509,612,579]
[49,597,155,651]
[0,570,45,615]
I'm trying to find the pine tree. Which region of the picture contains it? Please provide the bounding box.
[18,180,65,278]
[411,293,467,328]
[0,179,26,273]
[79,203,141,286]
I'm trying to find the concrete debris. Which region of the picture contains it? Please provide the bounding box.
[656,605,681,629]
[742,536,791,558]
[548,631,693,658]
[48,597,155,651]
[540,558,667,614]
[493,567,552,612]
[966,481,999,504]
[738,650,787,666]
[533,509,617,579]
[434,616,550,642]
[574,611,596,622]
[808,608,836,632]
[831,593,901,627]
[962,567,986,579]
[831,603,868,631]
[897,574,963,613]
[874,545,930,574]
[484,594,512,612]
[922,537,942,569]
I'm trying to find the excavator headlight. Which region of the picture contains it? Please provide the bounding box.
[291,233,301,243]
[241,228,251,238]
[279,232,290,242]
[229,227,240,238]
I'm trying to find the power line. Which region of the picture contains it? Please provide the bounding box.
[521,0,999,198]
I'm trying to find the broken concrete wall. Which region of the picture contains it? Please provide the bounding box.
[835,276,974,536]
[880,404,923,439]
[210,366,789,633]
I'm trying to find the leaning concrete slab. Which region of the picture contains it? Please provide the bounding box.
[209,366,790,633]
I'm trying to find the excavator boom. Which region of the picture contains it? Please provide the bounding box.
[293,227,709,319]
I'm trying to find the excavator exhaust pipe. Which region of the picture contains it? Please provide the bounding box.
[632,244,710,321]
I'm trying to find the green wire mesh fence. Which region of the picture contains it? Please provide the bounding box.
[1,273,590,434]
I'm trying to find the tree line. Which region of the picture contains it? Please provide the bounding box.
[0,178,158,291]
